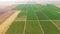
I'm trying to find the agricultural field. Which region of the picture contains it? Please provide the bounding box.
[6,4,60,34]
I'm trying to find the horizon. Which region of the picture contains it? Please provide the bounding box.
[0,0,60,8]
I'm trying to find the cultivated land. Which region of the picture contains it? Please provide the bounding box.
[0,11,20,34]
[0,4,20,34]
[6,4,60,34]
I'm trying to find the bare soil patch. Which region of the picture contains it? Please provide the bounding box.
[0,11,14,24]
[0,11,20,34]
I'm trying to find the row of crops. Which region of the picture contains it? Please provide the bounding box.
[31,4,60,34]
[6,4,60,34]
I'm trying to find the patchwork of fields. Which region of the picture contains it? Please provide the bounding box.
[6,4,60,34]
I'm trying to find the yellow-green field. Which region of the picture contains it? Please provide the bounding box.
[6,4,60,34]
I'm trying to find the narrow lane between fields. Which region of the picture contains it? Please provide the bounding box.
[41,11,60,30]
[33,4,60,34]
[6,4,26,34]
[31,5,44,34]
[23,4,27,34]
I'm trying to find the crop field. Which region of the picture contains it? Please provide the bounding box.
[6,4,60,34]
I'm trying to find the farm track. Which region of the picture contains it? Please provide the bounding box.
[0,11,15,24]
[0,5,19,34]
[0,5,17,24]
[0,11,20,34]
[15,20,60,21]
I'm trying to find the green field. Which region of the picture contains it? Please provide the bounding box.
[6,4,60,34]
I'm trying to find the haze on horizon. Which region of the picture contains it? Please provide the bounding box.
[0,0,60,4]
[0,0,60,7]
[0,0,60,3]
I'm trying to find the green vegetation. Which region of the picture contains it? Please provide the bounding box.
[6,4,60,34]
[53,21,60,28]
[6,21,25,34]
[40,4,60,20]
[40,21,60,34]
[25,20,43,34]
[27,9,37,20]
[17,11,26,18]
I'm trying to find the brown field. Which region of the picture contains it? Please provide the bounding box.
[0,4,20,34]
[0,11,14,24]
[0,11,20,34]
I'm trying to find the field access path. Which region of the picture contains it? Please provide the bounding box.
[0,4,20,34]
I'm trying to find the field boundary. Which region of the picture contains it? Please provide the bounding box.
[0,11,20,34]
[31,5,44,34]
[41,11,60,30]
[14,20,60,21]
[34,4,60,30]
[23,5,27,34]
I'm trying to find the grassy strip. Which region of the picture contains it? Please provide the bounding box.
[25,20,42,34]
[40,21,60,34]
[6,21,25,34]
[36,12,49,20]
[31,4,60,34]
[27,11,37,20]
[31,4,44,34]
[13,4,26,10]
[13,4,27,18]
[17,11,26,18]
[53,21,60,28]
[41,5,60,20]
[26,5,37,20]
[31,4,60,20]
[31,4,49,20]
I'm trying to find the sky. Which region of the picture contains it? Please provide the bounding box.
[0,0,60,7]
[0,0,60,4]
[0,0,30,1]
[0,0,60,2]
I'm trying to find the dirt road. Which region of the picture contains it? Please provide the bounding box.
[0,4,20,34]
[0,11,14,24]
[0,4,17,24]
[0,11,20,34]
